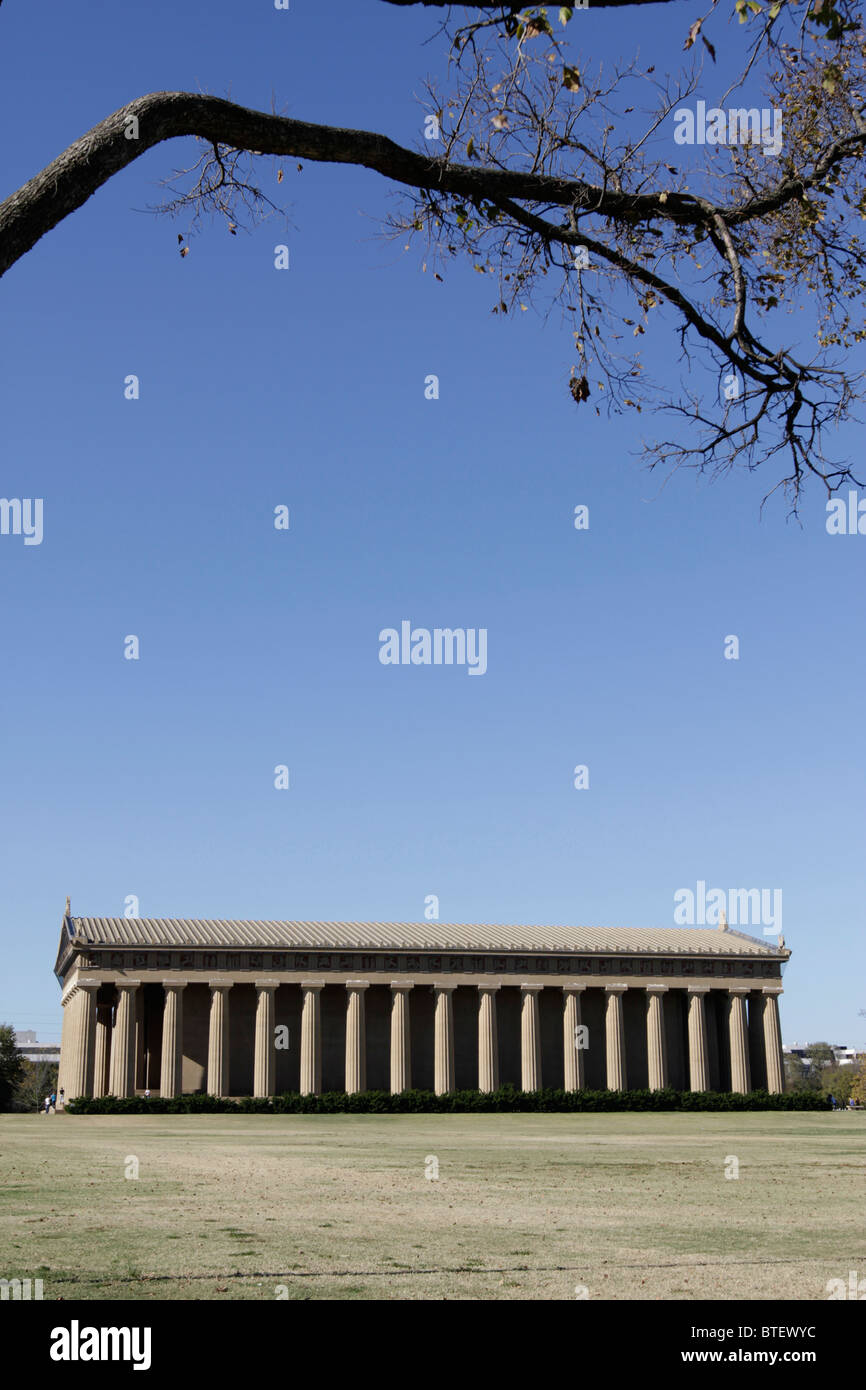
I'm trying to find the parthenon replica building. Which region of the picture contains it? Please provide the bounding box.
[54,904,790,1099]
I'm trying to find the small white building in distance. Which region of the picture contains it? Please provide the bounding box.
[15,1030,61,1064]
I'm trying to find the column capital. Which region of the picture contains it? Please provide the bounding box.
[562,983,586,994]
[390,980,414,991]
[116,979,142,991]
[61,977,111,1005]
[254,978,280,991]
[520,983,544,993]
[604,983,629,994]
[161,979,188,990]
[761,986,783,995]
[687,985,711,995]
[431,983,456,994]
[207,980,232,992]
[728,986,752,996]
[300,979,326,991]
[345,980,370,991]
[477,982,501,993]
[645,985,669,995]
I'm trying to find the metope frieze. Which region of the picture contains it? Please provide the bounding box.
[75,949,781,980]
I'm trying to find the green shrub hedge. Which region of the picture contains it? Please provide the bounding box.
[66,1085,830,1115]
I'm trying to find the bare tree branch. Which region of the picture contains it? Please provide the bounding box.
[1,0,864,509]
[3,88,862,281]
[380,1,671,8]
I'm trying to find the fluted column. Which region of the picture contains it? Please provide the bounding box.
[604,985,627,1091]
[66,982,99,1099]
[389,983,413,1094]
[563,985,586,1092]
[727,988,751,1094]
[477,985,500,1092]
[300,981,324,1096]
[57,990,74,1100]
[134,986,146,1090]
[748,990,766,1088]
[108,982,139,1097]
[520,985,542,1091]
[646,986,668,1090]
[762,990,785,1094]
[687,987,710,1092]
[159,982,186,1098]
[65,990,81,1100]
[253,982,277,1098]
[207,983,231,1096]
[345,981,369,1094]
[433,985,455,1095]
[93,1003,113,1098]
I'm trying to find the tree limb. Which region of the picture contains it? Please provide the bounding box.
[380,0,668,7]
[3,88,863,282]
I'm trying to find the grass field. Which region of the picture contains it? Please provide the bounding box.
[1,1111,864,1300]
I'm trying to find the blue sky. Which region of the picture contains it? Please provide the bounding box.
[1,0,863,1048]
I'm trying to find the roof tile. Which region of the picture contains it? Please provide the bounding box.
[70,917,781,956]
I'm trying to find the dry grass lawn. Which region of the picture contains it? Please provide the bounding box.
[1,1111,864,1300]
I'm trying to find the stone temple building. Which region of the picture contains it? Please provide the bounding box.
[54,902,790,1100]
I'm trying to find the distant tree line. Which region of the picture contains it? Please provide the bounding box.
[784,1040,866,1104]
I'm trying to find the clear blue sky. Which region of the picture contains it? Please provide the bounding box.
[1,1,863,1048]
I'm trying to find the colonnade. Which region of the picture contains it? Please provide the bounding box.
[58,976,786,1100]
